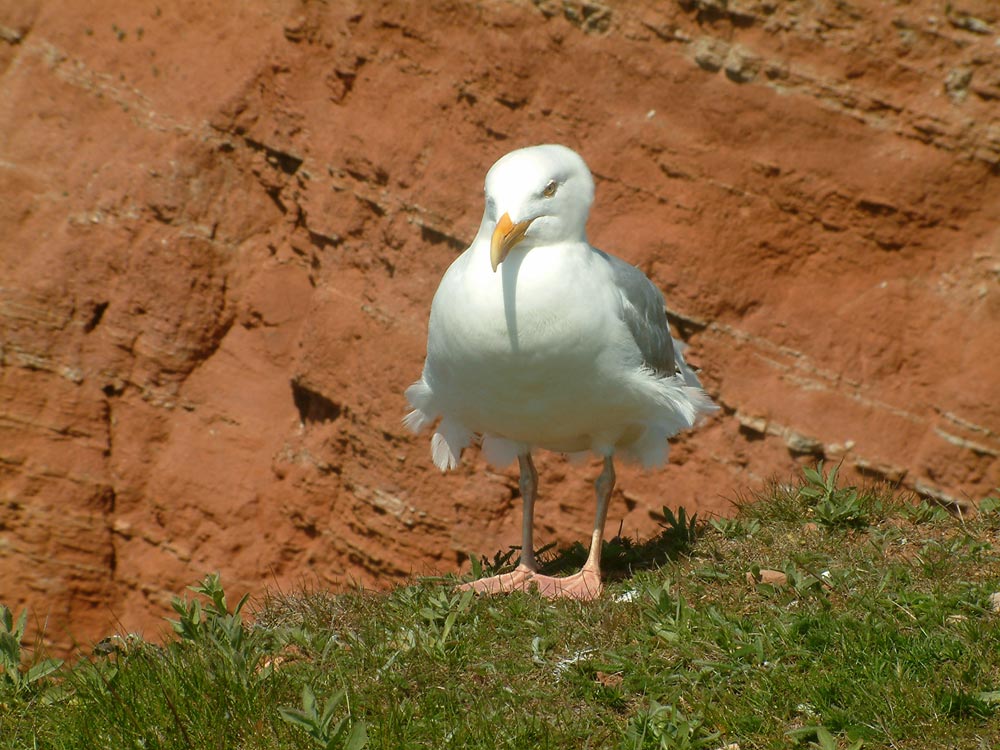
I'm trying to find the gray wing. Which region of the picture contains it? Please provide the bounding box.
[599,251,679,378]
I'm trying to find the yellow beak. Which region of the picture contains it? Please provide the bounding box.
[490,212,534,272]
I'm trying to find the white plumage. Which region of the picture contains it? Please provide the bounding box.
[405,144,716,599]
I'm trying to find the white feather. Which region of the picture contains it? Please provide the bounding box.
[430,417,473,472]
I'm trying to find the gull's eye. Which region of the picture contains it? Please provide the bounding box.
[542,180,558,198]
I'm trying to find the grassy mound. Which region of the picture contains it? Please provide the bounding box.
[3,465,999,749]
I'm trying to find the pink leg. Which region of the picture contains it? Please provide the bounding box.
[527,456,614,601]
[460,455,616,601]
[459,454,540,594]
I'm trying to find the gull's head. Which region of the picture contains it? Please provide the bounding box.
[481,144,595,272]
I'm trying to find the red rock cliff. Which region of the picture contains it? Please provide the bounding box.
[1,0,998,652]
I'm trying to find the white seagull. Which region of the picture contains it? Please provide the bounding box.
[405,144,716,600]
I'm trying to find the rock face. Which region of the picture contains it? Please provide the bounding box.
[1,0,997,652]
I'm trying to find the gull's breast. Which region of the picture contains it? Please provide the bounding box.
[424,243,644,445]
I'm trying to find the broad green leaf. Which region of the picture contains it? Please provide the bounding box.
[27,658,62,683]
[0,631,20,665]
[803,467,823,486]
[979,495,1000,513]
[320,690,346,728]
[278,707,316,732]
[442,610,458,640]
[301,683,318,717]
[234,592,251,617]
[344,721,368,750]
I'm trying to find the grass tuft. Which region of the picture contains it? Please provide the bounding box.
[2,469,999,749]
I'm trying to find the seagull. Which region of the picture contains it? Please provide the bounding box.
[404,144,716,600]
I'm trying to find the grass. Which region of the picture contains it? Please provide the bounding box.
[2,464,999,749]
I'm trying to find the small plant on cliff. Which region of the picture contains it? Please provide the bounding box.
[279,684,368,750]
[0,605,62,698]
[657,505,699,548]
[170,572,271,686]
[800,461,874,528]
[624,699,721,750]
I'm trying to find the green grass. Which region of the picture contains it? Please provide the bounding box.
[2,465,999,749]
